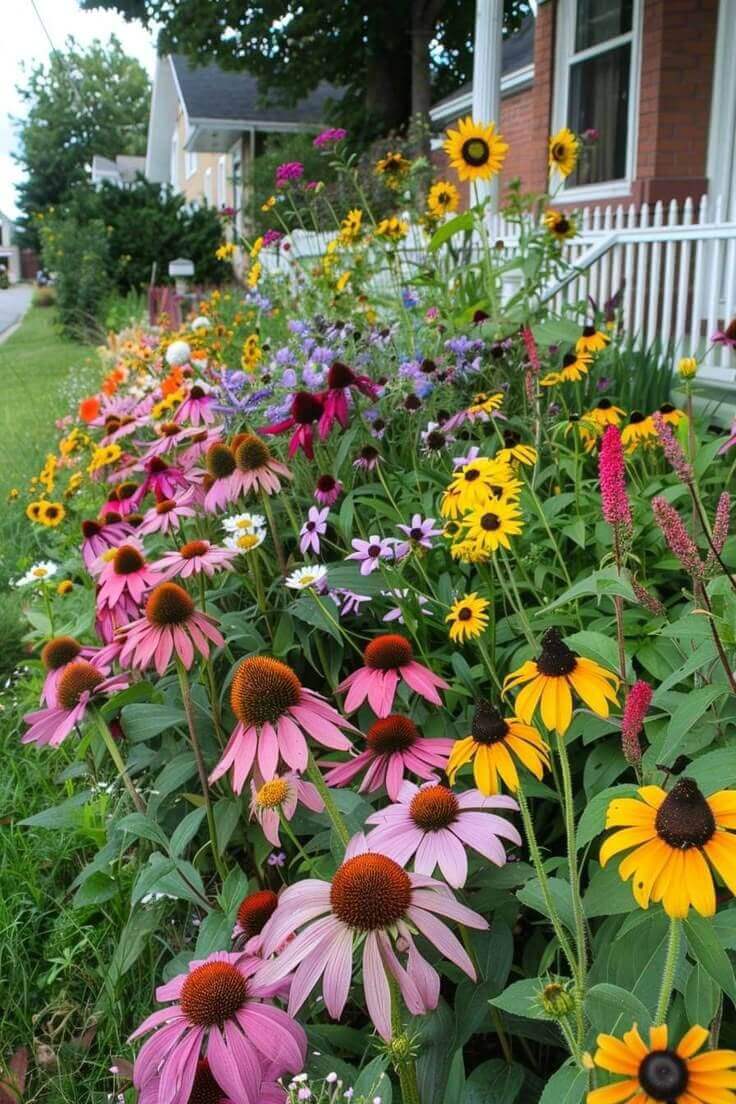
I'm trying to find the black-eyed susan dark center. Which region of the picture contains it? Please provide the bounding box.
[464,467,481,482]
[180,962,248,1027]
[410,784,459,830]
[562,353,577,368]
[654,777,716,849]
[536,628,578,677]
[461,137,490,167]
[471,701,510,745]
[146,582,195,626]
[638,1050,688,1100]
[57,661,104,709]
[236,889,279,938]
[206,443,237,479]
[552,142,567,162]
[42,635,82,671]
[364,634,413,670]
[235,435,271,471]
[629,411,645,425]
[330,853,412,930]
[366,714,419,753]
[230,656,301,727]
[480,511,501,532]
[426,430,446,450]
[113,545,145,574]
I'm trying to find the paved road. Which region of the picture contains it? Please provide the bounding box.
[0,284,33,341]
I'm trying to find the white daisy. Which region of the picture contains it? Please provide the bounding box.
[223,530,266,554]
[222,511,267,534]
[15,561,59,587]
[190,316,211,332]
[285,565,328,591]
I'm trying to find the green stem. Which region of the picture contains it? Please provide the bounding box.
[460,924,513,1064]
[279,814,318,873]
[476,635,502,693]
[654,917,681,1025]
[198,575,224,746]
[389,978,422,1104]
[555,733,588,998]
[176,658,228,882]
[41,583,55,635]
[95,710,146,814]
[306,749,350,848]
[261,492,286,574]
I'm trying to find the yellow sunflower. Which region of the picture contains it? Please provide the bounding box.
[26,500,44,523]
[621,411,657,453]
[446,592,489,642]
[548,127,579,177]
[340,208,363,243]
[444,116,509,182]
[503,627,619,735]
[600,778,736,917]
[576,325,610,355]
[374,151,411,189]
[585,398,626,428]
[544,209,577,242]
[497,442,537,466]
[447,700,550,794]
[427,180,460,219]
[561,412,599,452]
[449,539,492,565]
[461,497,524,553]
[588,1022,736,1104]
[467,391,505,417]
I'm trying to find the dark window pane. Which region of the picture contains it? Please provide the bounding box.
[575,0,633,51]
[568,44,630,184]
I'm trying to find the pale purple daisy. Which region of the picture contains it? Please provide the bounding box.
[153,539,237,581]
[299,506,329,556]
[336,589,372,616]
[395,514,442,557]
[353,445,381,471]
[346,535,395,576]
[364,780,520,888]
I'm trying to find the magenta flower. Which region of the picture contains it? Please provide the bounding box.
[337,588,372,616]
[314,474,343,505]
[275,161,304,187]
[365,780,520,887]
[95,592,141,645]
[324,713,453,800]
[318,361,379,439]
[353,445,381,471]
[153,539,237,581]
[346,534,395,576]
[255,833,487,1040]
[299,506,329,556]
[706,492,731,573]
[210,656,356,794]
[718,417,736,456]
[96,541,161,609]
[23,660,127,748]
[261,391,325,461]
[620,679,652,765]
[174,384,216,426]
[651,410,693,483]
[39,635,107,707]
[101,481,143,517]
[118,582,224,675]
[651,496,705,577]
[137,490,197,537]
[233,889,280,953]
[138,455,189,500]
[81,513,132,570]
[129,951,306,1104]
[313,127,347,148]
[262,229,283,247]
[337,634,449,717]
[712,318,736,348]
[140,423,208,461]
[395,514,442,556]
[249,771,324,847]
[598,425,632,535]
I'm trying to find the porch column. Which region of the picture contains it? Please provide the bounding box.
[472,0,504,207]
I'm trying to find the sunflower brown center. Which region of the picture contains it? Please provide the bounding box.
[552,142,566,161]
[480,512,501,532]
[654,777,716,849]
[426,431,446,450]
[629,411,645,425]
[230,657,301,726]
[555,218,570,233]
[180,962,248,1027]
[461,137,490,167]
[330,853,412,930]
[366,714,419,753]
[190,385,206,400]
[364,634,413,670]
[41,635,82,671]
[57,661,104,709]
[410,784,459,830]
[206,443,237,479]
[236,890,279,938]
[188,1059,228,1104]
[536,628,578,677]
[113,545,145,574]
[638,1050,688,1100]
[180,540,209,559]
[146,582,195,626]
[155,498,176,514]
[471,701,510,745]
[256,779,289,809]
[464,467,481,482]
[235,435,271,471]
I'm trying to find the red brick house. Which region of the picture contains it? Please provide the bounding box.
[430,0,734,216]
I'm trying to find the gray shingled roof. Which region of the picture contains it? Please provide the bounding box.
[431,17,535,113]
[171,55,341,124]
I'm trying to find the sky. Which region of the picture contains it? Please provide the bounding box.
[0,0,157,219]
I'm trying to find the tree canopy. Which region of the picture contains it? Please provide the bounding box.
[13,36,150,245]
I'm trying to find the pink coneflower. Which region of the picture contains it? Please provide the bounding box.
[153,540,237,581]
[353,444,381,471]
[395,514,442,556]
[39,635,106,706]
[651,410,693,483]
[318,361,379,439]
[136,1058,285,1104]
[118,582,224,675]
[23,660,127,748]
[346,534,395,575]
[101,413,145,445]
[178,427,225,468]
[202,442,238,512]
[95,591,141,645]
[337,634,449,717]
[299,506,329,556]
[314,474,343,505]
[255,833,487,1040]
[139,422,210,461]
[365,780,519,888]
[598,425,632,537]
[138,455,188,500]
[249,772,324,846]
[324,713,453,800]
[620,679,652,765]
[175,383,217,426]
[137,489,198,537]
[129,951,306,1104]
[81,513,132,570]
[210,657,356,793]
[261,391,325,460]
[102,480,143,517]
[228,434,293,498]
[97,542,161,609]
[712,318,736,349]
[233,890,280,952]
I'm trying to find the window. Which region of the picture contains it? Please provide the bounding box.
[554,0,640,194]
[217,156,227,208]
[204,167,213,206]
[170,132,179,189]
[185,149,198,178]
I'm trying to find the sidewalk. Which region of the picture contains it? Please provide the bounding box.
[0,284,34,343]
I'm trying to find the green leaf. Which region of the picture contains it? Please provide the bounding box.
[219,866,249,913]
[120,702,185,742]
[490,979,551,1021]
[584,865,639,917]
[290,593,342,643]
[103,908,162,1000]
[684,914,736,1004]
[685,963,720,1026]
[539,568,635,614]
[531,318,582,346]
[465,1059,525,1103]
[687,749,736,794]
[517,876,576,933]
[169,807,207,857]
[19,790,92,829]
[658,685,729,765]
[538,1061,587,1104]
[577,784,638,850]
[353,1056,392,1103]
[428,211,473,251]
[72,871,119,908]
[326,562,387,596]
[586,983,651,1034]
[117,812,169,849]
[195,909,233,957]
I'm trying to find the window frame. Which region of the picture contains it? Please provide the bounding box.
[204,166,213,206]
[217,156,227,208]
[551,0,643,201]
[170,131,179,189]
[185,149,198,179]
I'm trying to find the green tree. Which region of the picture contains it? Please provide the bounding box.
[13,36,150,246]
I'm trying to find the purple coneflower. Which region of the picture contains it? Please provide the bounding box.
[229,434,293,498]
[118,582,224,675]
[137,489,197,537]
[299,506,329,556]
[337,634,449,717]
[336,589,372,616]
[249,771,324,846]
[365,780,520,888]
[345,534,395,576]
[153,540,237,581]
[23,660,127,748]
[314,473,343,505]
[712,318,736,348]
[174,383,217,426]
[39,635,106,706]
[324,713,453,800]
[139,455,189,500]
[318,361,379,439]
[382,589,431,624]
[81,513,132,570]
[261,391,325,461]
[96,542,161,608]
[233,889,280,952]
[353,444,381,471]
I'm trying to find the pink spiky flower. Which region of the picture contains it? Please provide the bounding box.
[153,539,237,581]
[651,496,705,578]
[129,951,306,1104]
[364,780,520,887]
[210,657,356,794]
[255,833,488,1040]
[249,771,324,846]
[118,582,224,675]
[620,679,652,765]
[96,541,161,607]
[324,713,453,800]
[23,660,127,748]
[228,434,292,498]
[337,633,449,717]
[598,425,632,535]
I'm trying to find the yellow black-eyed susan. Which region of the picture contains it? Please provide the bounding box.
[576,324,610,355]
[558,350,593,382]
[600,778,736,917]
[588,1022,736,1104]
[497,431,537,466]
[462,498,524,553]
[444,116,508,182]
[446,593,489,643]
[548,127,579,177]
[504,627,619,734]
[447,700,550,794]
[444,457,517,514]
[374,151,411,189]
[585,398,626,428]
[449,540,492,565]
[658,402,687,427]
[39,501,65,528]
[543,209,577,242]
[427,180,460,218]
[621,411,656,453]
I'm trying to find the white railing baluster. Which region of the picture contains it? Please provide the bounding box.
[661,199,679,352]
[723,218,736,373]
[623,203,637,337]
[690,195,709,356]
[674,197,694,355]
[633,202,649,345]
[646,201,664,347]
[610,204,624,310]
[706,195,724,369]
[598,205,613,312]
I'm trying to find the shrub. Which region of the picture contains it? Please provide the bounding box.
[32,287,56,308]
[39,216,110,340]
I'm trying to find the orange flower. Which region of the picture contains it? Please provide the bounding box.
[161,367,184,396]
[79,396,101,423]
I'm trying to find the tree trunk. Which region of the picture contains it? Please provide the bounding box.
[411,0,446,152]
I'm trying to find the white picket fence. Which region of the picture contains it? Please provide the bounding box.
[262,194,736,387]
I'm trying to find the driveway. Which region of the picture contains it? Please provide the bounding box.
[0,284,33,342]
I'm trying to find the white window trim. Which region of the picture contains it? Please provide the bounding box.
[204,166,213,205]
[185,149,198,179]
[170,131,179,188]
[217,156,227,208]
[551,0,643,202]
